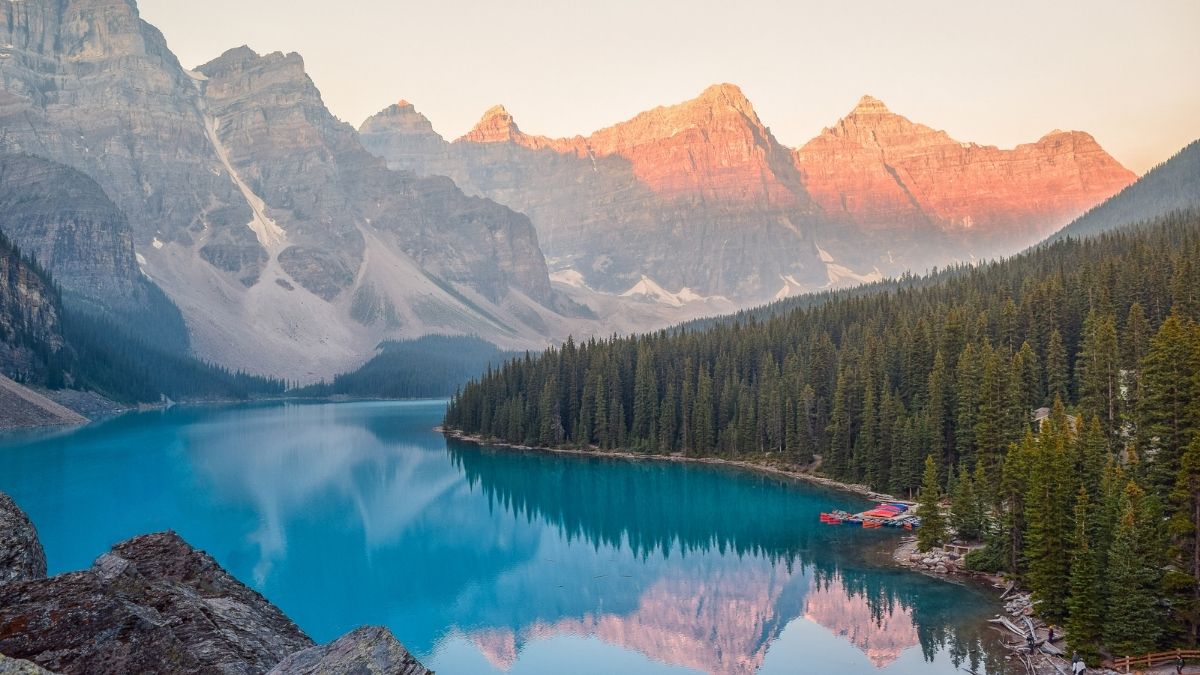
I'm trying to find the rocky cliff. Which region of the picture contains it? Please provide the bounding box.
[0,493,431,675]
[793,95,1136,262]
[0,0,572,380]
[0,233,63,383]
[362,88,1135,302]
[362,85,826,301]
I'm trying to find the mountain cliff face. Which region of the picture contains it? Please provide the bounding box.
[793,96,1136,255]
[361,85,827,301]
[0,0,568,380]
[0,233,63,383]
[0,0,258,271]
[362,90,1134,301]
[0,152,143,309]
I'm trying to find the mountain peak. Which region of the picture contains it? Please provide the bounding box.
[850,95,891,115]
[460,105,521,143]
[694,83,755,115]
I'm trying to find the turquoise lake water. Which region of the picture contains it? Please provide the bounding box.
[0,400,1012,674]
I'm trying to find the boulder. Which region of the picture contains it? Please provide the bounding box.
[0,531,313,674]
[0,655,57,674]
[0,493,46,586]
[268,626,431,675]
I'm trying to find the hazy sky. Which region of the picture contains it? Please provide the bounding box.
[139,0,1199,173]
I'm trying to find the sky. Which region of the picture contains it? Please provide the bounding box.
[138,0,1200,174]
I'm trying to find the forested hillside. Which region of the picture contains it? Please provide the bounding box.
[1053,140,1200,241]
[297,335,515,399]
[445,210,1200,656]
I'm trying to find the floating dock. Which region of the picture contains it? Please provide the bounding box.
[820,503,920,529]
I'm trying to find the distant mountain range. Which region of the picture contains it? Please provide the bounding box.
[0,0,1161,383]
[360,87,1133,301]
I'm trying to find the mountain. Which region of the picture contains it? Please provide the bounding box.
[361,84,828,302]
[0,231,66,386]
[0,151,190,352]
[361,90,1134,303]
[1051,139,1200,241]
[0,0,580,381]
[794,96,1136,267]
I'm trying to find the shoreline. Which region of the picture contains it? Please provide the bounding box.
[438,428,1015,585]
[441,426,1090,673]
[438,426,911,505]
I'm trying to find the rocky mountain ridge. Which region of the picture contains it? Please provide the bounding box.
[361,87,1134,302]
[362,84,828,301]
[793,95,1136,257]
[0,0,588,381]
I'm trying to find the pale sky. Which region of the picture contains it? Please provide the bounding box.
[138,0,1200,173]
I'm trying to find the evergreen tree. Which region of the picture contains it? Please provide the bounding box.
[1141,314,1200,489]
[1046,329,1069,406]
[1077,310,1121,437]
[1066,487,1103,663]
[1024,401,1074,622]
[949,462,982,540]
[917,455,947,552]
[1104,481,1164,656]
[1167,436,1200,644]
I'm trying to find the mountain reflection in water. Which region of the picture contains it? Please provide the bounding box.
[0,401,1008,674]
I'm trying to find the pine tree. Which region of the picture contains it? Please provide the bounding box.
[1104,481,1163,656]
[1167,436,1200,645]
[917,455,947,552]
[949,462,981,540]
[1077,310,1121,438]
[631,343,658,448]
[1025,401,1074,622]
[1045,329,1069,406]
[1066,487,1103,663]
[826,370,852,479]
[1140,314,1200,489]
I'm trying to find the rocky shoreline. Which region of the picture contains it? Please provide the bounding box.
[0,493,432,675]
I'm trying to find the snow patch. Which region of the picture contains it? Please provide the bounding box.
[620,275,720,308]
[152,237,164,249]
[550,269,589,289]
[200,113,287,252]
[815,245,835,264]
[825,263,883,288]
[135,252,147,266]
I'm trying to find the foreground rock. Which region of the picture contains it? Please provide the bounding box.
[0,655,55,675]
[268,626,430,675]
[0,531,311,673]
[0,494,46,586]
[0,493,430,674]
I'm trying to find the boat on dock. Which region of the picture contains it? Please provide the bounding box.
[819,503,920,529]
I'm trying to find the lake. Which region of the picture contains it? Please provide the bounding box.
[0,400,1013,674]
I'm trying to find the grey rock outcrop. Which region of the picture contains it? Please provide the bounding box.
[0,531,313,674]
[195,46,552,306]
[0,494,434,675]
[0,234,64,383]
[0,152,141,310]
[0,493,46,586]
[0,655,56,675]
[268,626,431,675]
